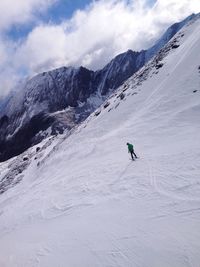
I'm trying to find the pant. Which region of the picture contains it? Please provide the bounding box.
[130,150,137,160]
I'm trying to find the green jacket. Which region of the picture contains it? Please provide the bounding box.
[127,143,134,152]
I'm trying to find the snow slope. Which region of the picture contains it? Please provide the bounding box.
[0,16,200,267]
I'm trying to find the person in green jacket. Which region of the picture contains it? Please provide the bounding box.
[126,142,138,160]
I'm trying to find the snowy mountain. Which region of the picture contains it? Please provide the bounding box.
[0,11,199,267]
[0,14,196,162]
[145,13,196,61]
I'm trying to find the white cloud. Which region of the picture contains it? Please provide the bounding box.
[0,36,19,96]
[0,0,57,96]
[0,0,200,96]
[0,0,56,31]
[0,40,7,64]
[15,25,68,73]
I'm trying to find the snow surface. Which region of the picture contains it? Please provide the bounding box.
[0,17,200,267]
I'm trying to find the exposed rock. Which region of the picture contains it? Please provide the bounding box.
[103,102,110,109]
[94,110,101,116]
[156,63,164,69]
[23,156,29,161]
[172,44,180,49]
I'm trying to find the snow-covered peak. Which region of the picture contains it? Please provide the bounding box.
[145,13,198,62]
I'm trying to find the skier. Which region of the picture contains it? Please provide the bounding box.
[126,142,138,160]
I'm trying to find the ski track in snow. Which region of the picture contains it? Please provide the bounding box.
[147,156,200,202]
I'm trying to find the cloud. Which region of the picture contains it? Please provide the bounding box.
[0,0,56,31]
[0,0,57,97]
[1,0,200,96]
[0,36,18,96]
[15,25,67,73]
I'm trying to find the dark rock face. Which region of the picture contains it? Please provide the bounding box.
[94,50,146,95]
[0,14,196,162]
[0,113,55,161]
[0,115,9,128]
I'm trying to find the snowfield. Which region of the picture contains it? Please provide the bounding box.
[0,16,200,267]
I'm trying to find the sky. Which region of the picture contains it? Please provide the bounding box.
[0,0,200,97]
